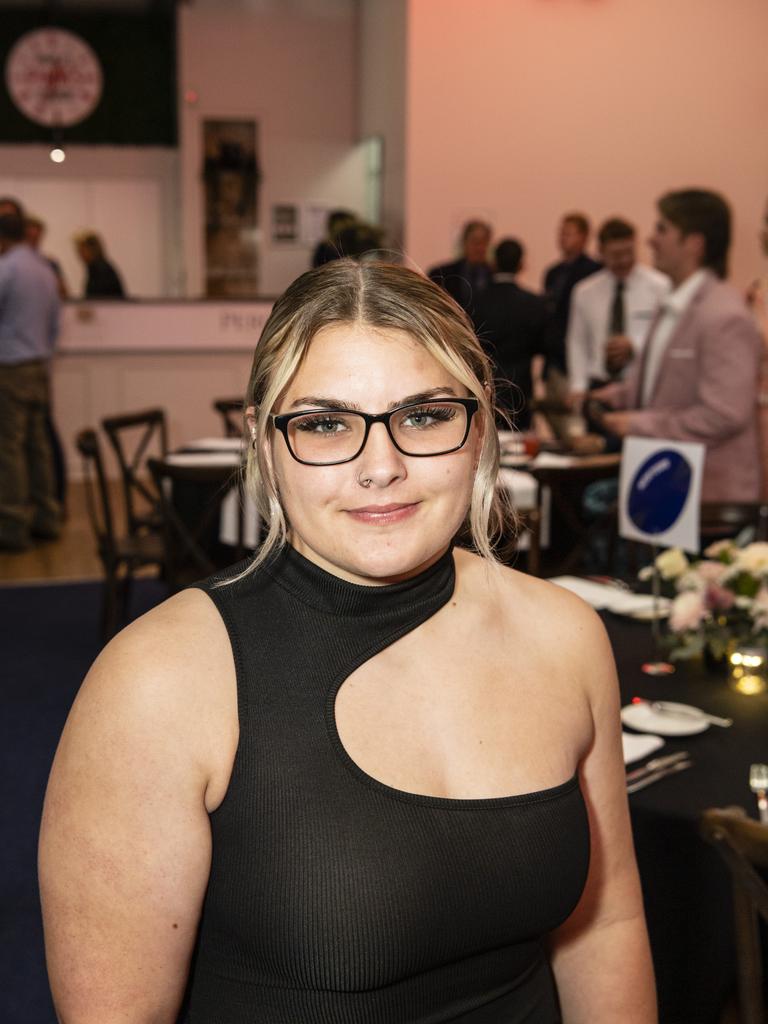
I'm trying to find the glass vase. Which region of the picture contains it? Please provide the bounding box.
[727,643,768,695]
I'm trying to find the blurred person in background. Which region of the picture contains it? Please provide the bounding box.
[311,208,357,267]
[543,213,601,378]
[0,211,61,550]
[567,218,669,410]
[474,237,548,430]
[74,231,126,299]
[428,219,493,318]
[25,215,69,299]
[541,213,601,439]
[0,197,67,509]
[590,189,761,503]
[0,196,23,220]
[745,199,768,499]
[334,220,384,261]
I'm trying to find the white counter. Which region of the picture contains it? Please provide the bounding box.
[59,299,274,353]
[55,300,274,480]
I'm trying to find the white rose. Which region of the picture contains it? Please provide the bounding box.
[703,539,737,560]
[734,543,768,576]
[677,569,706,593]
[655,547,689,581]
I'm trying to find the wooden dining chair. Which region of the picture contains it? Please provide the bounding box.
[213,398,246,439]
[147,458,250,593]
[700,807,768,1024]
[503,507,541,576]
[529,457,620,575]
[76,429,165,640]
[101,408,168,537]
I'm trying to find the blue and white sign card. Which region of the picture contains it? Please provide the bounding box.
[618,436,704,553]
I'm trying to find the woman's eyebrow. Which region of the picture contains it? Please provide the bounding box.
[288,387,458,412]
[392,387,457,410]
[289,396,363,411]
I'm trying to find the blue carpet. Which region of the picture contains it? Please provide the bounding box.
[0,578,168,1024]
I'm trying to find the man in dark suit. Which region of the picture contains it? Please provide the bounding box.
[474,238,547,430]
[541,212,601,437]
[428,220,492,318]
[543,212,602,373]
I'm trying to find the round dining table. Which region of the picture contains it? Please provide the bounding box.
[604,612,768,1023]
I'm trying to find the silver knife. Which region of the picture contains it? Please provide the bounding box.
[627,759,693,794]
[626,750,690,784]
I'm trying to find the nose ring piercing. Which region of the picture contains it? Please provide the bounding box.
[359,476,373,488]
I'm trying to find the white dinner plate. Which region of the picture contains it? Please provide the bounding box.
[627,604,670,622]
[620,701,709,736]
[183,437,245,451]
[165,452,241,467]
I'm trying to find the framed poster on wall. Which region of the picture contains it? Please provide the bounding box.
[271,203,299,244]
[203,119,260,298]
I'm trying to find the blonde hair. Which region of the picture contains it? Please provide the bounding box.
[238,259,513,576]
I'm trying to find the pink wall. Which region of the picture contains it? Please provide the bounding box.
[405,0,768,290]
[178,0,364,296]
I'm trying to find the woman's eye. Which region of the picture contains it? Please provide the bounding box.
[296,416,348,434]
[401,405,455,428]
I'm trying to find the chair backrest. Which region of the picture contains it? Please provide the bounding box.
[701,807,768,1024]
[148,457,247,592]
[75,428,117,562]
[101,408,168,535]
[700,503,768,543]
[213,398,246,439]
[505,507,541,576]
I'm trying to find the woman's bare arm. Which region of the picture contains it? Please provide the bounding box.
[39,590,237,1024]
[548,600,657,1023]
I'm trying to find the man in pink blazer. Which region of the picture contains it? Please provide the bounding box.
[590,189,762,502]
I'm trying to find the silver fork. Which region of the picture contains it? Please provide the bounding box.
[749,763,768,823]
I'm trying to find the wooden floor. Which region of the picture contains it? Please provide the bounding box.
[0,481,114,584]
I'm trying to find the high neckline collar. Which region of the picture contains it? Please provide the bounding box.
[264,542,456,617]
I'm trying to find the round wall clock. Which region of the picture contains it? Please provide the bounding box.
[5,28,103,128]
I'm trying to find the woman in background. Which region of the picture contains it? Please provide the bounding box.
[74,230,126,299]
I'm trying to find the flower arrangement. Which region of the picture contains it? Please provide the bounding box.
[640,540,768,661]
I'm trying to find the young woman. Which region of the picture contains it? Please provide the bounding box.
[40,261,655,1023]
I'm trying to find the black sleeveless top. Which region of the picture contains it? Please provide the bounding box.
[188,546,590,1023]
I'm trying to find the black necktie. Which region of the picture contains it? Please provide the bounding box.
[609,279,625,335]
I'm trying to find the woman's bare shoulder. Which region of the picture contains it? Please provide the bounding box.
[455,549,611,666]
[89,587,231,695]
[65,587,237,787]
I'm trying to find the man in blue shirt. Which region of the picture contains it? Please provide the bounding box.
[0,211,61,550]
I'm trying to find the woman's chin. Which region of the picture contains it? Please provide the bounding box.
[295,534,449,586]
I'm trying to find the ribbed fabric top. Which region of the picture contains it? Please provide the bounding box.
[188,545,590,1024]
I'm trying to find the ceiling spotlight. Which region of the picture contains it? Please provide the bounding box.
[50,146,66,163]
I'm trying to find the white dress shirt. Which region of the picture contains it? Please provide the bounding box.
[566,264,670,392]
[640,269,709,406]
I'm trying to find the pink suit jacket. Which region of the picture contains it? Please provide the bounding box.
[603,272,762,502]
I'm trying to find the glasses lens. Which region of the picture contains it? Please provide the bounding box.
[287,411,366,464]
[391,401,469,455]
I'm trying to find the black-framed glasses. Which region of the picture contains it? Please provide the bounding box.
[271,397,479,466]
